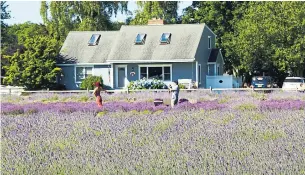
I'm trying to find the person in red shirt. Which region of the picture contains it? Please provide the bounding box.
[93,82,103,107]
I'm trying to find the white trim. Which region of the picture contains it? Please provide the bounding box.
[74,65,94,83]
[214,64,217,76]
[57,63,110,66]
[198,64,202,85]
[110,63,114,88]
[138,64,172,82]
[196,61,198,84]
[208,36,211,49]
[107,59,194,63]
[115,65,128,88]
[204,24,217,37]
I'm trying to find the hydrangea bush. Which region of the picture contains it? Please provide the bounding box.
[128,78,167,90]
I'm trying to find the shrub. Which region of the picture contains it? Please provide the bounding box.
[178,84,186,89]
[128,78,167,90]
[80,76,103,90]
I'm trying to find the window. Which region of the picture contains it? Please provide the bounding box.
[139,65,171,81]
[88,34,101,46]
[208,36,211,49]
[135,33,147,45]
[198,64,201,84]
[208,64,215,76]
[76,67,92,82]
[160,33,171,44]
[217,65,220,75]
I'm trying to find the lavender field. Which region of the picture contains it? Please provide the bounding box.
[1,91,305,174]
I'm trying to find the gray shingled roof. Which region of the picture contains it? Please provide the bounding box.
[57,31,118,64]
[208,48,220,62]
[107,24,205,62]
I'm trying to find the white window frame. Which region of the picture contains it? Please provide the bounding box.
[208,36,211,49]
[198,64,202,84]
[138,64,172,82]
[75,66,94,83]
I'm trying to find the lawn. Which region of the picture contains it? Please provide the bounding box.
[1,91,305,174]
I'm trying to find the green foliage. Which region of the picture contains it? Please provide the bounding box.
[235,103,257,111]
[3,23,61,90]
[130,2,179,25]
[178,84,186,89]
[40,1,129,43]
[80,76,103,90]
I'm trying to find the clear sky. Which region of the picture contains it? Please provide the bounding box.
[5,1,192,25]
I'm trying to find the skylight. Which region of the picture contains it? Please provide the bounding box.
[160,33,171,44]
[135,33,147,45]
[88,34,101,46]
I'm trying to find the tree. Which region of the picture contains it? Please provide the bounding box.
[181,2,249,74]
[225,2,305,83]
[1,1,10,44]
[3,23,61,89]
[130,1,179,25]
[40,1,129,43]
[1,1,11,80]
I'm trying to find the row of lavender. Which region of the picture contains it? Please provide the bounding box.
[1,99,304,116]
[2,91,305,104]
[2,109,305,174]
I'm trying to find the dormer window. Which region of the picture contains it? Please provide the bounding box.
[160,33,171,44]
[88,34,101,46]
[135,33,147,45]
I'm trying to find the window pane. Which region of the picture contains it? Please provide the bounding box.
[198,65,201,82]
[135,33,146,43]
[140,73,147,79]
[148,67,162,80]
[208,37,211,48]
[208,64,215,75]
[76,67,84,82]
[164,67,170,73]
[88,34,100,45]
[85,67,92,77]
[160,33,171,42]
[140,67,147,74]
[164,74,170,81]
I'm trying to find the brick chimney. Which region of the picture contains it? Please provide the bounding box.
[148,18,165,25]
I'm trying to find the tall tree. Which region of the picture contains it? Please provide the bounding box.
[1,1,10,43]
[3,23,61,89]
[40,1,129,44]
[130,1,179,25]
[1,1,11,80]
[225,1,305,83]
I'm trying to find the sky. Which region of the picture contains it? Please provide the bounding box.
[5,1,192,25]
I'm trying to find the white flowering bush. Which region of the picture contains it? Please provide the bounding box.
[128,78,167,90]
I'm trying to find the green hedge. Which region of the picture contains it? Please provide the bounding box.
[80,76,103,90]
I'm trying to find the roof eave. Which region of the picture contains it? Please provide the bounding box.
[106,59,195,64]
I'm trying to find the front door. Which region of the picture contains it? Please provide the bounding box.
[117,67,126,88]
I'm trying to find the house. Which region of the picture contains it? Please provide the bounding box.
[57,19,224,90]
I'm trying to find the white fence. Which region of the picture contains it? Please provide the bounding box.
[206,75,242,88]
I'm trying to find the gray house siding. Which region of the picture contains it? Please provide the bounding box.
[216,54,224,75]
[93,65,112,87]
[112,62,195,88]
[59,66,78,90]
[194,27,216,88]
[59,65,112,90]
